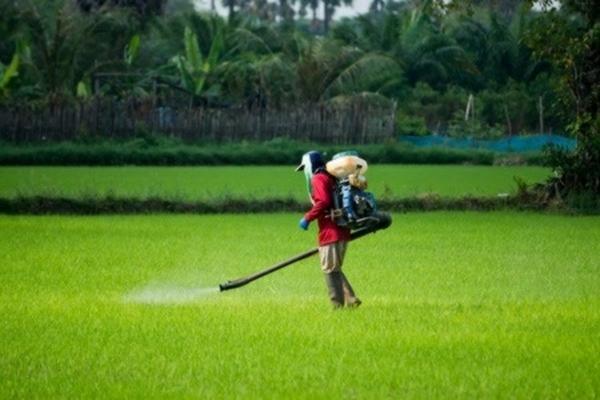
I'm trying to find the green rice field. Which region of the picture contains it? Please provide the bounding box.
[1,212,598,398]
[0,165,550,199]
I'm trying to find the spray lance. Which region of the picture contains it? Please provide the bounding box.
[218,212,391,292]
[219,151,391,292]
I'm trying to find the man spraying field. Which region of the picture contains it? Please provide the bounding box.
[296,151,361,308]
[218,151,390,295]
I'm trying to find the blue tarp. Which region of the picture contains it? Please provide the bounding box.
[399,134,576,152]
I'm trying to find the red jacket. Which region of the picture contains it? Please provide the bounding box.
[304,171,351,246]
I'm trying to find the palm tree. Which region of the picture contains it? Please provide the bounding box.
[336,8,478,90]
[278,0,295,23]
[393,7,479,89]
[308,0,319,26]
[323,0,353,33]
[295,38,401,102]
[246,0,277,22]
[15,0,139,99]
[222,0,237,21]
[369,0,385,14]
[448,9,548,88]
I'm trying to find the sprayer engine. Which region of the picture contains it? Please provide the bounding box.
[332,183,378,229]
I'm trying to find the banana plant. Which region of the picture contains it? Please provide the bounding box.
[171,25,224,102]
[0,37,31,98]
[124,34,141,67]
[0,52,20,97]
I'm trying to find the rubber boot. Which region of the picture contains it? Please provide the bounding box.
[324,272,345,309]
[341,272,362,307]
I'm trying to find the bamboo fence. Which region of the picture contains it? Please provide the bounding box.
[0,99,396,144]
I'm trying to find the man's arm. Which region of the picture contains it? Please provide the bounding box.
[304,174,332,222]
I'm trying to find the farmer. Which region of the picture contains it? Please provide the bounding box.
[296,151,361,308]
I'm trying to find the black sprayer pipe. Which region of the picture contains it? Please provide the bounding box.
[218,212,391,292]
[218,247,319,292]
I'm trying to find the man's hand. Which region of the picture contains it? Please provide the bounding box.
[299,218,310,230]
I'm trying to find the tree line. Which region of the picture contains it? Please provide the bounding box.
[0,0,589,138]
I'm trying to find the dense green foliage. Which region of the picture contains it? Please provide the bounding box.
[0,0,570,137]
[1,213,598,397]
[1,0,595,201]
[0,165,550,200]
[524,0,600,198]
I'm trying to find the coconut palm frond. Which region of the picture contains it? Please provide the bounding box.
[331,19,362,47]
[414,58,448,81]
[434,45,479,75]
[323,53,401,99]
[377,76,408,97]
[229,27,272,54]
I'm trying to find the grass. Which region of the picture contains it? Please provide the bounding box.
[0,165,550,200]
[1,212,598,398]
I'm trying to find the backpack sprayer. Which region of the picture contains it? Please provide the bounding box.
[218,151,392,292]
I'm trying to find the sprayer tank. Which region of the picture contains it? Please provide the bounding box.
[326,155,368,179]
